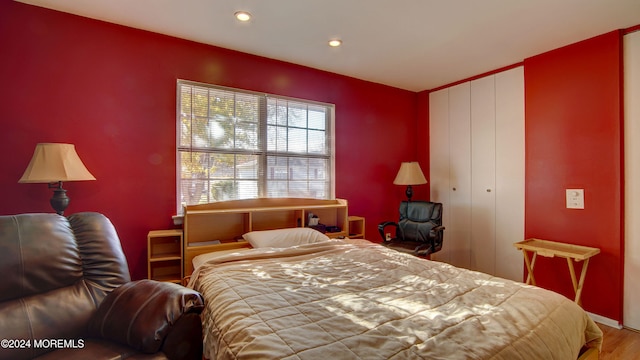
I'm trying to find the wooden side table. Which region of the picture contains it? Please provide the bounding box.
[348,216,365,239]
[514,238,600,304]
[148,229,183,283]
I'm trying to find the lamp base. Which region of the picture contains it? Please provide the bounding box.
[405,185,414,201]
[49,181,69,215]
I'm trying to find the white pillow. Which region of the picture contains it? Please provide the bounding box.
[242,227,330,248]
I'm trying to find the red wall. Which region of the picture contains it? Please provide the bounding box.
[0,2,418,280]
[524,31,624,321]
[416,91,430,188]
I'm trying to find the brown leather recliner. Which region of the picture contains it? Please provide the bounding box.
[0,212,204,360]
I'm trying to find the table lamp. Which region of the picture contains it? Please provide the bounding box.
[393,161,427,201]
[19,143,96,215]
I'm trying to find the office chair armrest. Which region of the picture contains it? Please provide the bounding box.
[428,225,445,240]
[378,221,398,242]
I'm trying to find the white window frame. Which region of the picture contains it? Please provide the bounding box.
[176,80,335,214]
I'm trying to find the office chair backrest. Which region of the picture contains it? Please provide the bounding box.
[397,201,442,242]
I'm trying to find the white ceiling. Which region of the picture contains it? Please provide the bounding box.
[16,0,640,92]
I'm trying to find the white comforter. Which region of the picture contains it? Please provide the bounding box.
[188,239,602,360]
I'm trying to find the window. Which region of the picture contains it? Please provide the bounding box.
[177,80,334,212]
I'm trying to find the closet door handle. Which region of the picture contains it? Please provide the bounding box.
[452,187,456,191]
[486,189,491,192]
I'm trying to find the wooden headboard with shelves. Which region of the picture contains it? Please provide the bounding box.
[183,198,349,276]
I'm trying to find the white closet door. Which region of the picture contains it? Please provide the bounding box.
[429,88,451,263]
[470,75,497,274]
[495,66,525,282]
[624,30,640,331]
[447,82,472,269]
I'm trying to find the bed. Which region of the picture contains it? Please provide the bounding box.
[186,226,603,360]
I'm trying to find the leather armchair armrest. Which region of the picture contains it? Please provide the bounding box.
[88,279,204,358]
[378,221,399,242]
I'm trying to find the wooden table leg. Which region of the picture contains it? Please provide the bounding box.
[566,257,580,305]
[522,249,537,285]
[574,258,591,304]
[567,257,578,293]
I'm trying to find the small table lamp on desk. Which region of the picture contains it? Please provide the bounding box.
[514,238,600,305]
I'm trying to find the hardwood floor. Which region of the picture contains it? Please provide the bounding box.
[598,324,640,359]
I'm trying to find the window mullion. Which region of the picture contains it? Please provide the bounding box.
[259,96,268,197]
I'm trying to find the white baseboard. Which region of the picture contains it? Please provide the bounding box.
[587,312,622,329]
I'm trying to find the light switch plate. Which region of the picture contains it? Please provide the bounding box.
[566,189,584,209]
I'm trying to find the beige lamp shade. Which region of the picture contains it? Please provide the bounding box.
[19,143,96,183]
[393,162,427,185]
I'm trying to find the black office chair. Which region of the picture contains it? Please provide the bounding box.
[378,201,445,257]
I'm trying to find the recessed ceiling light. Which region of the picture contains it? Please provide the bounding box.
[234,11,252,22]
[328,39,342,47]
